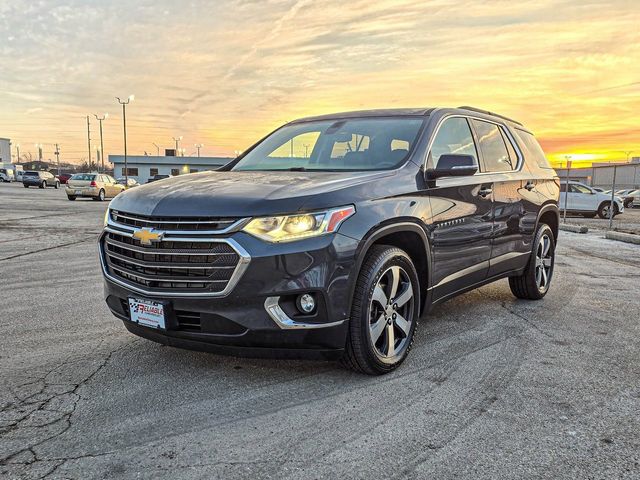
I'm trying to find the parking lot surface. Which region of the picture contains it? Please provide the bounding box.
[565,207,640,235]
[1,181,639,479]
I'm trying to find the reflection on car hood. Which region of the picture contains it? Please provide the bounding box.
[108,170,396,217]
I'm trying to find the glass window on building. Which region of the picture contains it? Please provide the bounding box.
[171,168,179,176]
[150,168,158,176]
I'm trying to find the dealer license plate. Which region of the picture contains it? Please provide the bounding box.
[128,297,166,329]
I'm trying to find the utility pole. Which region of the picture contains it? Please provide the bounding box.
[86,115,93,170]
[173,136,183,153]
[303,144,309,158]
[16,144,20,163]
[116,95,134,185]
[94,113,108,173]
[152,143,160,156]
[54,144,60,176]
[35,143,43,161]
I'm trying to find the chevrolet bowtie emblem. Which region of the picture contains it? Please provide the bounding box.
[132,227,164,246]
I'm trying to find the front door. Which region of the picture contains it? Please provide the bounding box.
[427,116,493,300]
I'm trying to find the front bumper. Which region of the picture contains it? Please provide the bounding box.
[102,231,359,359]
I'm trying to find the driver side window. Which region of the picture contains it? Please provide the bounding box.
[430,117,478,167]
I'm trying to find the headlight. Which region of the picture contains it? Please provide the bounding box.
[242,206,355,243]
[103,208,110,227]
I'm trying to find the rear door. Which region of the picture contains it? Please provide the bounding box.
[427,116,494,300]
[469,119,537,277]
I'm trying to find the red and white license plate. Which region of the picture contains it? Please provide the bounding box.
[128,297,165,329]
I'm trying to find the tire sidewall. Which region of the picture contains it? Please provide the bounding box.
[529,224,555,298]
[355,248,420,373]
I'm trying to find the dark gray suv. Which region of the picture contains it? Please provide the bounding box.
[100,106,560,374]
[22,170,60,189]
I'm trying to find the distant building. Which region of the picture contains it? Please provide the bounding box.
[108,154,233,183]
[555,163,640,189]
[0,138,10,164]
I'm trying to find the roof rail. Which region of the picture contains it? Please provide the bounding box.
[457,106,523,126]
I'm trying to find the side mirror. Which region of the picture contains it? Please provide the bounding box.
[427,154,478,179]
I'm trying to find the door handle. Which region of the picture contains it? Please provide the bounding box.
[478,187,492,197]
[525,181,536,191]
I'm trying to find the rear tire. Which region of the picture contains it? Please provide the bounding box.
[93,189,105,201]
[40,181,46,189]
[342,245,420,375]
[23,184,29,188]
[54,181,60,189]
[509,224,555,300]
[67,196,76,201]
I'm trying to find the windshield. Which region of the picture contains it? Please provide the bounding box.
[232,117,424,172]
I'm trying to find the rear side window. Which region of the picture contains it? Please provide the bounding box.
[470,119,513,172]
[430,117,478,167]
[513,129,553,169]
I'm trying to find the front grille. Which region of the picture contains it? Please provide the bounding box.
[101,212,249,296]
[110,210,241,232]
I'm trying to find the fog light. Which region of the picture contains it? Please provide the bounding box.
[297,293,316,314]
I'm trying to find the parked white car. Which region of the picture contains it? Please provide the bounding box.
[560,181,624,219]
[0,168,15,182]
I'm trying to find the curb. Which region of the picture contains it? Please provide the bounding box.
[559,224,588,234]
[605,231,640,245]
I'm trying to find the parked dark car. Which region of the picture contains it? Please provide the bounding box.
[22,171,60,189]
[146,174,170,183]
[100,106,560,374]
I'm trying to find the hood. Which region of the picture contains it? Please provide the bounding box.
[108,170,396,217]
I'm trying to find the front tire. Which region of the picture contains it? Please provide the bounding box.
[54,181,60,189]
[23,184,29,188]
[342,245,420,375]
[67,196,76,201]
[509,224,555,300]
[40,181,46,189]
[597,202,617,219]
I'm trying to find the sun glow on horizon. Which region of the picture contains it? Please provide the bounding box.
[0,1,638,168]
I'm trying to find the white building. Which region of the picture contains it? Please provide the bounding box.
[0,138,11,164]
[108,154,233,184]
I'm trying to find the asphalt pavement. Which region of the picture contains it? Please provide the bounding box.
[1,181,639,479]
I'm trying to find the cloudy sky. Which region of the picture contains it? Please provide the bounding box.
[1,0,639,167]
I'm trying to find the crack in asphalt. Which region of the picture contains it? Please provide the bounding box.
[0,237,95,262]
[0,340,136,478]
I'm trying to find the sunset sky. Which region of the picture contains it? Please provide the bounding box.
[1,0,639,169]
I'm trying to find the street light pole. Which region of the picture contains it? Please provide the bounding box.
[562,155,572,224]
[86,116,92,170]
[195,143,203,157]
[152,143,160,156]
[54,144,60,176]
[35,143,43,161]
[173,136,183,153]
[94,113,108,173]
[116,95,134,185]
[16,144,20,163]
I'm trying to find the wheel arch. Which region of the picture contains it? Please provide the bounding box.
[536,204,560,242]
[348,222,432,315]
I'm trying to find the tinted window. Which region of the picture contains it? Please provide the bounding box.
[560,183,567,193]
[513,129,552,169]
[72,174,96,181]
[570,184,592,194]
[233,117,424,171]
[430,117,478,167]
[24,171,38,177]
[471,119,512,172]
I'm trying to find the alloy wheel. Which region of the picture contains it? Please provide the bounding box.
[535,234,553,293]
[369,266,415,363]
